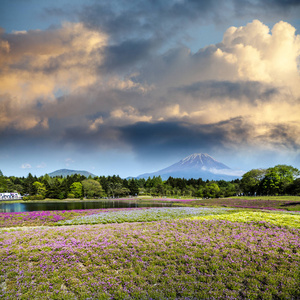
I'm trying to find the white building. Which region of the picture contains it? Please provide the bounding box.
[0,192,22,200]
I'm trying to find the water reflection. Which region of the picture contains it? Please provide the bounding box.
[0,200,173,213]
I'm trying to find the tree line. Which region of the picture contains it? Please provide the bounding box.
[0,164,299,200]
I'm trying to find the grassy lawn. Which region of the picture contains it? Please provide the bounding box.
[0,206,300,299]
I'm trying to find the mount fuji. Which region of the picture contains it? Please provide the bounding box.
[137,153,242,180]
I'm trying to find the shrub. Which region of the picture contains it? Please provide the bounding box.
[23,195,45,201]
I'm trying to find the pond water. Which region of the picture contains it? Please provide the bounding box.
[0,199,174,213]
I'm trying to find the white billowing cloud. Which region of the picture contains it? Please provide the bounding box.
[126,19,300,153]
[166,22,298,119]
[219,20,300,93]
[1,19,300,158]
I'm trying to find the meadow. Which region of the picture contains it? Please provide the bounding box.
[0,204,300,299]
[182,196,300,211]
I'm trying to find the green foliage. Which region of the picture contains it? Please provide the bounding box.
[32,181,46,198]
[270,165,300,193]
[69,182,83,198]
[287,178,300,195]
[203,182,220,198]
[240,169,266,195]
[0,169,7,192]
[1,163,300,199]
[82,179,104,198]
[240,165,300,196]
[129,179,139,195]
[23,195,45,201]
[261,170,281,195]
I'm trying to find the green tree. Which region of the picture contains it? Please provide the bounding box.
[260,170,281,195]
[0,170,7,192]
[107,182,123,198]
[155,183,165,196]
[23,173,36,195]
[82,179,104,198]
[195,187,204,198]
[47,178,65,199]
[203,182,220,198]
[70,182,83,198]
[272,165,299,194]
[224,182,238,197]
[5,179,16,192]
[129,179,139,196]
[259,165,299,195]
[286,178,300,195]
[32,181,47,198]
[182,185,195,197]
[240,169,266,195]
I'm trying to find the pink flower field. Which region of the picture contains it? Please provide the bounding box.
[0,207,300,299]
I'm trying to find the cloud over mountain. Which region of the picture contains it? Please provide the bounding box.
[0,8,300,175]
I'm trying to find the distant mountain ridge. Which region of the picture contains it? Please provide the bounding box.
[137,153,240,180]
[48,169,96,178]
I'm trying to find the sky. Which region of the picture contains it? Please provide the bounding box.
[0,0,300,178]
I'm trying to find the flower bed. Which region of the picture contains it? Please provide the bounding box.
[57,207,235,225]
[0,219,299,299]
[0,208,146,228]
[192,210,300,229]
[185,197,296,210]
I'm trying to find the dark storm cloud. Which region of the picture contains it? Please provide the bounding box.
[48,115,252,158]
[174,80,279,102]
[73,0,300,74]
[78,0,300,41]
[233,0,300,12]
[262,123,300,150]
[272,0,300,5]
[78,0,224,72]
[0,126,57,152]
[52,117,300,160]
[79,0,222,39]
[118,117,251,157]
[101,38,159,72]
[231,0,300,20]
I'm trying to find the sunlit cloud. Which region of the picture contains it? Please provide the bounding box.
[1,17,300,175]
[0,22,107,130]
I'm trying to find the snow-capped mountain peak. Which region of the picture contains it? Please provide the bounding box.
[178,153,230,170]
[136,153,238,180]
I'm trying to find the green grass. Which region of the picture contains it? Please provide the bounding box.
[285,204,300,211]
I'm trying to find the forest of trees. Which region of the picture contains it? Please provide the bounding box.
[0,164,299,200]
